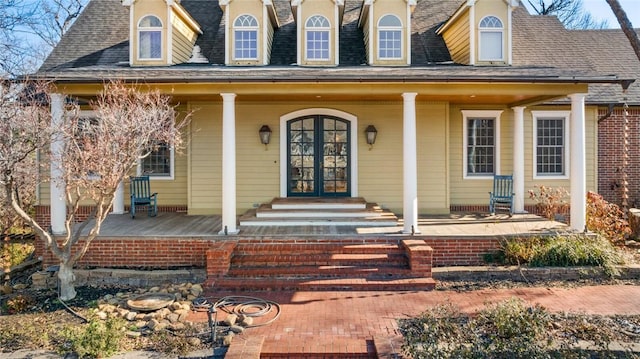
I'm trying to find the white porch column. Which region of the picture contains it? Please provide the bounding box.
[220,93,239,235]
[511,106,526,213]
[402,92,420,234]
[112,181,125,214]
[50,93,66,234]
[570,93,588,232]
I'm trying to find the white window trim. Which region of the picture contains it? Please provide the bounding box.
[137,14,163,61]
[462,110,502,179]
[233,14,259,61]
[304,14,331,62]
[137,144,175,180]
[478,15,504,62]
[532,110,570,180]
[377,14,403,61]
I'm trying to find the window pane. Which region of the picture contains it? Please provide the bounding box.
[536,118,565,175]
[142,142,171,176]
[466,118,495,175]
[234,30,257,59]
[139,31,161,59]
[307,30,329,60]
[480,31,503,60]
[379,30,401,59]
[379,14,401,27]
[139,15,162,27]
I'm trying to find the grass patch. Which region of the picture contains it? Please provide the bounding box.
[492,234,624,277]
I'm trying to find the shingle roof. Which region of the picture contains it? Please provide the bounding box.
[510,6,640,105]
[38,0,636,103]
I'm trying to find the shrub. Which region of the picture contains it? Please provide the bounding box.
[470,298,553,358]
[60,316,125,358]
[586,191,631,244]
[497,234,624,277]
[400,298,556,359]
[399,302,473,358]
[528,185,569,220]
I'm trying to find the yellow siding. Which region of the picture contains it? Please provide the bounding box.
[369,0,409,66]
[361,15,371,63]
[417,103,449,213]
[131,0,168,66]
[171,9,198,64]
[441,10,470,65]
[266,19,275,64]
[449,104,598,207]
[188,103,222,215]
[226,0,265,66]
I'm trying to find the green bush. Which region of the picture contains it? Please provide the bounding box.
[497,235,624,277]
[60,316,125,358]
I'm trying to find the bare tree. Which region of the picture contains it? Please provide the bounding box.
[0,0,88,77]
[0,0,39,76]
[606,0,640,62]
[31,0,86,48]
[527,0,609,29]
[0,80,45,290]
[0,80,190,300]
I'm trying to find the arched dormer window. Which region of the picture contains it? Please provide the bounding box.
[233,14,259,60]
[305,15,330,61]
[378,14,402,59]
[138,15,162,60]
[478,15,503,61]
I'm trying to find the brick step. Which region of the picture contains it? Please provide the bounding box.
[259,337,375,359]
[227,264,412,278]
[233,243,404,255]
[211,276,437,291]
[230,253,408,267]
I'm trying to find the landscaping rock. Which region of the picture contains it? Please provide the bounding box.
[225,313,238,326]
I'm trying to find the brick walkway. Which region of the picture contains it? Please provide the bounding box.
[191,284,640,358]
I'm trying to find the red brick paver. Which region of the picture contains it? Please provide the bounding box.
[192,285,640,357]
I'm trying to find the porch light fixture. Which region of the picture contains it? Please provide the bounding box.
[365,125,377,149]
[259,125,272,149]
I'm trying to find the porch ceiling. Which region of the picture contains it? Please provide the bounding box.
[58,81,589,107]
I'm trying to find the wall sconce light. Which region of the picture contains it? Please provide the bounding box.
[365,125,377,149]
[259,125,272,149]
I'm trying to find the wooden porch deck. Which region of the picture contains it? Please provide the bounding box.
[88,212,569,238]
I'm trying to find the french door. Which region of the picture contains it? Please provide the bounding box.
[287,115,350,197]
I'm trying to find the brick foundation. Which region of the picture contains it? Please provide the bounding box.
[34,204,188,229]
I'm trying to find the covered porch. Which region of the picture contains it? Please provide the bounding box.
[91,210,568,238]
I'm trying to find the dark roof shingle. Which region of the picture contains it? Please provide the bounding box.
[38,0,637,104]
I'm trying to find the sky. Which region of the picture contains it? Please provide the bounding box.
[576,0,640,28]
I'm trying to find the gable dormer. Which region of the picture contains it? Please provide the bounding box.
[122,0,202,66]
[292,0,345,67]
[358,0,416,66]
[219,0,280,66]
[436,0,518,66]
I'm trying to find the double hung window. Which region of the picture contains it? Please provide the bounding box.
[234,14,258,60]
[138,15,162,60]
[478,15,503,61]
[378,14,402,59]
[305,15,330,61]
[533,111,569,178]
[462,110,502,178]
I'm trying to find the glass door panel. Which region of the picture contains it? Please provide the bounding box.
[287,115,350,197]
